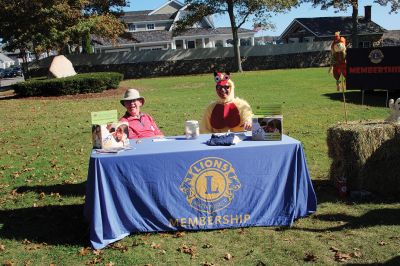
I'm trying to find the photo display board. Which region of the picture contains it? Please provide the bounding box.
[346,46,400,90]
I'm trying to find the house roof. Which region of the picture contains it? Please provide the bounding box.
[177,27,254,37]
[122,11,177,23]
[0,53,15,63]
[280,16,386,39]
[383,30,400,46]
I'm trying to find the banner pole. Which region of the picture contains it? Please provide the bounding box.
[341,76,348,123]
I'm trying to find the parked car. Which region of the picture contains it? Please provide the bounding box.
[3,67,23,78]
[3,68,17,78]
[12,66,23,77]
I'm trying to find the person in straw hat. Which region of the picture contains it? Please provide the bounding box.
[119,88,164,139]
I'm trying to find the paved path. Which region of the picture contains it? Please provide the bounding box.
[0,76,25,88]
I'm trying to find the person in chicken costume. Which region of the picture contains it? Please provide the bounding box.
[200,71,253,133]
[329,32,347,91]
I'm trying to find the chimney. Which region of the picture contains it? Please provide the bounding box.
[364,5,371,21]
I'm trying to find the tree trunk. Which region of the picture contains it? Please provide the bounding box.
[227,1,243,72]
[351,1,359,48]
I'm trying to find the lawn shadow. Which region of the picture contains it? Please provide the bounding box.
[311,179,339,205]
[296,206,400,233]
[322,90,400,107]
[16,181,86,197]
[346,255,400,266]
[0,204,89,246]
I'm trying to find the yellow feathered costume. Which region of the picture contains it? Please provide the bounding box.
[200,72,253,133]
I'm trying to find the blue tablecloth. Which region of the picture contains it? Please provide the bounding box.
[84,134,317,249]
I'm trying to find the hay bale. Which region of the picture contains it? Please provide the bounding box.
[327,120,400,197]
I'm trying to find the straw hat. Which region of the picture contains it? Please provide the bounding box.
[120,88,145,106]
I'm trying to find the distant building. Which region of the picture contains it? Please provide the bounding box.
[93,0,256,53]
[382,30,400,46]
[0,53,15,69]
[279,6,386,48]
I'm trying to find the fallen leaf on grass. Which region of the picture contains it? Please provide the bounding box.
[38,192,45,200]
[86,257,103,265]
[150,242,161,249]
[224,253,233,260]
[238,228,245,234]
[79,247,91,256]
[92,249,103,256]
[0,244,5,251]
[378,241,386,246]
[173,231,185,238]
[110,242,128,252]
[26,244,42,251]
[202,262,215,266]
[256,261,266,266]
[10,189,18,196]
[178,244,197,259]
[304,252,318,262]
[3,260,14,266]
[351,251,362,258]
[105,262,115,266]
[202,243,213,248]
[334,251,352,262]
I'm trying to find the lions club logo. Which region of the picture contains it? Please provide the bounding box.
[369,49,384,64]
[179,157,241,214]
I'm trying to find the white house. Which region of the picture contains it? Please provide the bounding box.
[93,0,256,53]
[0,53,15,69]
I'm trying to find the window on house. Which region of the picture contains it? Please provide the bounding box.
[358,41,371,48]
[175,40,183,49]
[128,24,136,32]
[147,24,155,30]
[215,40,224,47]
[187,40,195,49]
[240,38,251,46]
[226,39,234,47]
[303,37,314,43]
[288,38,299,43]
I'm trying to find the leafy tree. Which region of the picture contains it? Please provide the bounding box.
[174,0,297,72]
[0,0,126,59]
[374,0,399,13]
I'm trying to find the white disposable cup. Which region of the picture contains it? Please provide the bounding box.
[185,120,199,139]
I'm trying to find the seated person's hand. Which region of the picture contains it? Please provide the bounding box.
[242,121,252,131]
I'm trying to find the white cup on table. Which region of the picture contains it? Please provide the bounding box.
[185,120,199,139]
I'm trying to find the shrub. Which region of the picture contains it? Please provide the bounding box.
[12,72,123,97]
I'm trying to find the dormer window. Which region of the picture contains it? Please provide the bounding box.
[128,23,136,32]
[147,24,155,30]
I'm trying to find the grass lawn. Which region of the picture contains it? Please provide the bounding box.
[0,67,399,265]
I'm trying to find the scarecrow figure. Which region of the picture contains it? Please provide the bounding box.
[329,32,347,91]
[200,71,253,133]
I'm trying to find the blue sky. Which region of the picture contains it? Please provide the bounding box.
[126,0,399,36]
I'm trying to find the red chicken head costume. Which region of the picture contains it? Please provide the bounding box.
[330,32,347,91]
[200,71,253,133]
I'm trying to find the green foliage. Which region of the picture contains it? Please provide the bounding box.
[0,0,126,56]
[0,68,399,265]
[175,0,297,72]
[12,72,123,97]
